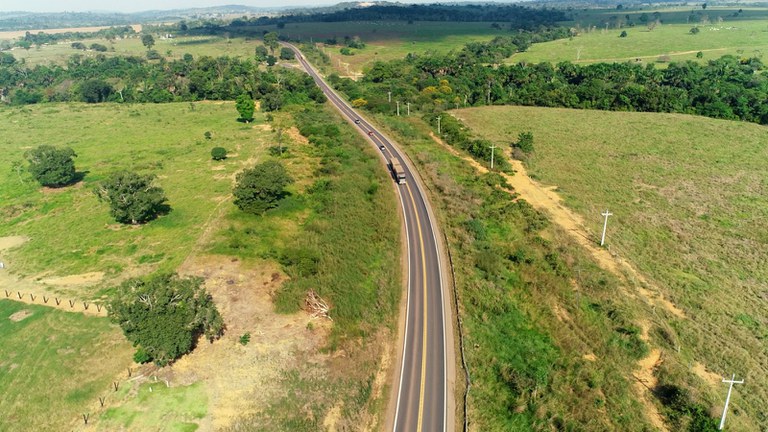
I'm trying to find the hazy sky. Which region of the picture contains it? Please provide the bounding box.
[0,1,443,13]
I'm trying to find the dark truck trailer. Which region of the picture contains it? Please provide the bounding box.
[389,158,406,184]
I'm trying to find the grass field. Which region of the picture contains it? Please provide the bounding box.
[97,382,207,431]
[271,21,505,75]
[5,35,264,66]
[455,105,768,430]
[514,9,768,65]
[0,299,133,431]
[0,102,268,293]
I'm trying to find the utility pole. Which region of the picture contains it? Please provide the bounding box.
[437,116,441,135]
[490,143,496,170]
[396,100,400,116]
[600,210,612,246]
[388,91,391,102]
[406,102,410,116]
[720,374,744,430]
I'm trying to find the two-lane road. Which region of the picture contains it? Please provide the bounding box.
[284,43,452,432]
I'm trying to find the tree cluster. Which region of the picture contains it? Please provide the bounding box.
[333,34,768,125]
[108,273,224,366]
[0,52,325,106]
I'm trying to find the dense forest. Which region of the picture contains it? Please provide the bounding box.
[0,52,325,106]
[327,36,768,125]
[236,4,569,30]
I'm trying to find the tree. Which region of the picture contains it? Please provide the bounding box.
[79,79,113,103]
[263,31,279,54]
[233,160,293,214]
[690,27,700,35]
[211,147,227,160]
[108,273,224,366]
[94,171,169,224]
[235,93,255,122]
[351,98,368,108]
[24,145,78,187]
[0,52,15,66]
[255,45,268,61]
[266,55,277,66]
[90,43,108,52]
[70,42,86,50]
[620,30,628,38]
[141,34,155,50]
[279,47,295,60]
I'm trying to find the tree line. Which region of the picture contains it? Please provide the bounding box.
[0,51,325,106]
[328,35,768,125]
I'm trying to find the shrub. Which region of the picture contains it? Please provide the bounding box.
[133,347,151,364]
[24,145,78,187]
[239,333,251,345]
[513,131,534,154]
[204,131,212,139]
[211,147,227,160]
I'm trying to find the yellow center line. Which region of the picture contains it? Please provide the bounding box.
[405,183,429,432]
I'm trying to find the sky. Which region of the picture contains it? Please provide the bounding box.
[0,0,445,13]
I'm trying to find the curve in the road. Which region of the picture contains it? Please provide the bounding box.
[283,43,451,432]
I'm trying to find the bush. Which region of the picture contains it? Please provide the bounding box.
[133,347,152,364]
[279,47,295,60]
[94,171,169,224]
[239,333,251,346]
[513,131,534,153]
[108,273,224,366]
[233,160,293,214]
[90,43,108,52]
[146,49,162,60]
[211,147,227,160]
[24,145,78,187]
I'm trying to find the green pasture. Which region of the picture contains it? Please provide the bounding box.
[514,13,768,65]
[253,21,505,75]
[0,102,268,289]
[97,381,207,431]
[6,35,264,66]
[0,299,133,431]
[456,105,768,430]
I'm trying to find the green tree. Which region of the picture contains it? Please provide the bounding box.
[79,79,113,103]
[24,145,78,187]
[141,34,155,50]
[211,147,227,160]
[255,45,268,61]
[0,52,15,65]
[233,160,293,214]
[263,31,279,54]
[235,93,255,122]
[620,30,628,37]
[279,47,295,60]
[94,171,169,224]
[108,273,224,366]
[690,27,700,35]
[266,55,277,66]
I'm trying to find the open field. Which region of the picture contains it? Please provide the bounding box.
[4,35,264,67]
[0,102,268,297]
[271,21,505,75]
[0,24,142,40]
[514,11,768,65]
[455,105,768,430]
[0,299,133,431]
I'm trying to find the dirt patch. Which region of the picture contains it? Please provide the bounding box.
[633,349,667,431]
[583,353,597,362]
[40,272,104,286]
[285,126,310,145]
[168,255,331,430]
[0,236,28,251]
[323,402,344,432]
[252,124,271,131]
[9,309,33,322]
[693,362,722,387]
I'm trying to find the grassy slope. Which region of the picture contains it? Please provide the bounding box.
[456,105,767,430]
[0,299,133,431]
[0,102,267,289]
[514,10,768,65]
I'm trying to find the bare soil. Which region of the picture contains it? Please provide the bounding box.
[8,309,32,322]
[168,255,331,430]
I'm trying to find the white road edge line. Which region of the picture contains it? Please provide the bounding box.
[392,189,412,432]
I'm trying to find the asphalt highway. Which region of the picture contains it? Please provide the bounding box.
[284,43,450,432]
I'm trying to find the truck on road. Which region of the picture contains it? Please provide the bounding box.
[389,158,406,184]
